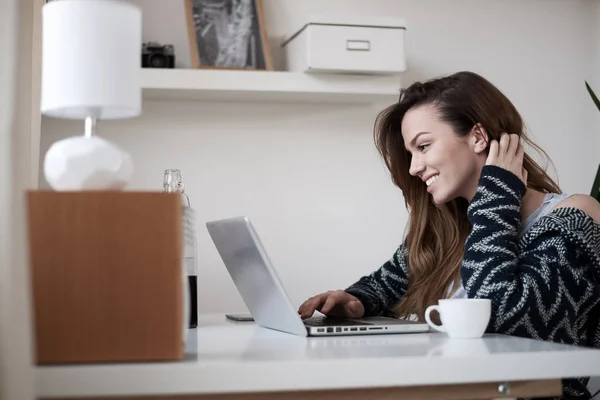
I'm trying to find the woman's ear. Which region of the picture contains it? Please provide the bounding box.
[472,123,490,154]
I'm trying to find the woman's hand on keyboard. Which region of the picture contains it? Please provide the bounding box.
[298,290,365,320]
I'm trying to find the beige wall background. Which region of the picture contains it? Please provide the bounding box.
[0,0,37,398]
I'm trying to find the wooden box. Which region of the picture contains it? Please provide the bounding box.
[26,191,185,364]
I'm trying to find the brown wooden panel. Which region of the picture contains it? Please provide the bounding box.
[44,378,562,400]
[27,191,184,364]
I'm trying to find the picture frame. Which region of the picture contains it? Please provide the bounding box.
[185,0,273,71]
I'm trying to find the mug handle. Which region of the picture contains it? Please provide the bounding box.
[424,305,446,333]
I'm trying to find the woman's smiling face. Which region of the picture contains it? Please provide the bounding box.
[401,104,488,204]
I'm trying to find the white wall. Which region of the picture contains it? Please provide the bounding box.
[1,0,38,398]
[40,0,600,319]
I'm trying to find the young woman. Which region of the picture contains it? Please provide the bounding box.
[298,71,600,399]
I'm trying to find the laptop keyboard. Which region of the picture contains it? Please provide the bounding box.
[303,316,371,327]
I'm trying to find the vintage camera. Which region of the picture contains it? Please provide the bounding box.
[142,42,175,68]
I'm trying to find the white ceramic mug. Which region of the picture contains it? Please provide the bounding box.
[424,299,491,339]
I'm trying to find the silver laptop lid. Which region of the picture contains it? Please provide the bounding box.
[206,216,308,337]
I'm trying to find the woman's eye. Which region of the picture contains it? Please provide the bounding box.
[418,143,430,151]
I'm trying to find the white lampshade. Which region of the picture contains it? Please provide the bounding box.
[41,0,142,119]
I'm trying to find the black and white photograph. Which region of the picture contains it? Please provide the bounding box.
[185,0,272,70]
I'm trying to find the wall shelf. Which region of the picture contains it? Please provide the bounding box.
[141,68,401,104]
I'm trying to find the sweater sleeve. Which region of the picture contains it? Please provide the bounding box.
[462,165,597,341]
[345,243,409,317]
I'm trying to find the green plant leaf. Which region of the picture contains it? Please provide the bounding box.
[585,81,600,113]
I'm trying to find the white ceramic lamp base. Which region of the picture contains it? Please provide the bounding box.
[44,136,133,191]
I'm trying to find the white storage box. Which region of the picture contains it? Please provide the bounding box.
[282,16,406,75]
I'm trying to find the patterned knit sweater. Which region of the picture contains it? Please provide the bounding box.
[345,166,600,400]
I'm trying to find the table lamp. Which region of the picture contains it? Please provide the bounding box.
[41,0,142,190]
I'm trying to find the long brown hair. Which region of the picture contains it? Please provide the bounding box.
[375,71,561,321]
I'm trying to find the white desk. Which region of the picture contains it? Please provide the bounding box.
[37,314,600,400]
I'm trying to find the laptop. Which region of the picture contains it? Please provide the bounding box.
[206,216,430,337]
